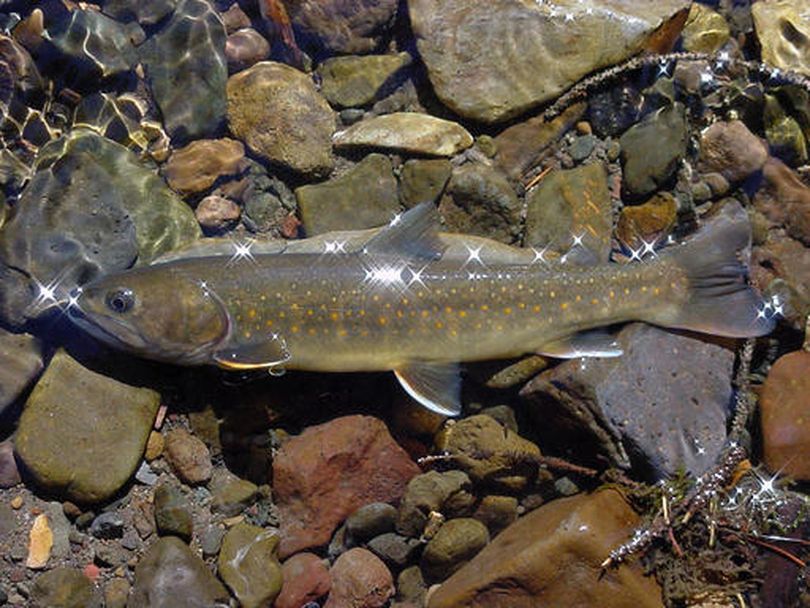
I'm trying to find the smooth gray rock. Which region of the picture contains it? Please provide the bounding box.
[520,323,735,479]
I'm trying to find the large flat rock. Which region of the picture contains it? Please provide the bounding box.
[409,0,689,123]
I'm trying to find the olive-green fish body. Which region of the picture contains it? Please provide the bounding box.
[71,202,774,415]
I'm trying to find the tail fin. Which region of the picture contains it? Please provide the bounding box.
[657,201,775,338]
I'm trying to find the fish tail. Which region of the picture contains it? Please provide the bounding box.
[653,201,774,338]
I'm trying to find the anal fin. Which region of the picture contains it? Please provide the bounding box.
[395,362,462,416]
[213,335,291,370]
[536,329,623,359]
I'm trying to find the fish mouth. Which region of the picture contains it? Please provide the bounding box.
[67,305,150,354]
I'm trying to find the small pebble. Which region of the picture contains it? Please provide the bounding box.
[164,428,212,485]
[26,514,53,569]
[144,431,164,461]
[195,195,241,233]
[89,512,125,539]
[10,495,23,509]
[345,502,398,543]
[576,121,593,135]
[135,462,158,486]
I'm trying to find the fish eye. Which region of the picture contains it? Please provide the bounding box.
[105,288,135,314]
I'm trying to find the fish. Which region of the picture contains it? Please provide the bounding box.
[68,200,774,416]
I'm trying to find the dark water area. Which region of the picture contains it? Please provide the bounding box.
[0,1,808,606]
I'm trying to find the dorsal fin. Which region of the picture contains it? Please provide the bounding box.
[362,203,445,260]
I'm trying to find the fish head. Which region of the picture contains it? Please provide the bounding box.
[70,268,231,365]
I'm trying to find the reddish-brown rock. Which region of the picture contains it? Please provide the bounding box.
[324,548,394,608]
[225,28,270,73]
[162,138,245,195]
[428,489,663,608]
[275,552,331,608]
[164,428,212,485]
[699,119,768,183]
[195,195,241,233]
[616,192,678,250]
[754,157,810,247]
[274,415,419,557]
[760,350,810,480]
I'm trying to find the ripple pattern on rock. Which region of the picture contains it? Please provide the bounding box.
[408,0,690,123]
[139,0,227,142]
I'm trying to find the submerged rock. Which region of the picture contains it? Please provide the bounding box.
[0,129,199,327]
[225,28,270,73]
[427,489,663,608]
[434,414,541,491]
[494,104,585,179]
[333,112,473,156]
[129,537,229,608]
[616,192,678,250]
[227,61,334,177]
[0,328,42,415]
[318,52,411,108]
[285,0,398,54]
[218,523,283,608]
[396,470,475,538]
[153,483,193,541]
[46,9,136,82]
[399,158,452,208]
[754,157,810,247]
[164,428,212,486]
[698,120,768,183]
[409,0,689,123]
[15,350,160,503]
[140,0,227,142]
[325,547,394,608]
[525,162,613,262]
[760,350,810,481]
[102,0,178,25]
[620,103,688,197]
[31,567,97,608]
[162,138,245,195]
[521,323,735,479]
[681,3,730,54]
[421,518,490,582]
[275,552,331,608]
[273,415,419,557]
[439,164,521,244]
[296,153,399,236]
[752,0,810,77]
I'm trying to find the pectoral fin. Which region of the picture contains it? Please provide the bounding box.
[213,335,291,370]
[395,362,462,416]
[536,329,623,359]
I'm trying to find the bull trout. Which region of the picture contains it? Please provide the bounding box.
[69,202,774,415]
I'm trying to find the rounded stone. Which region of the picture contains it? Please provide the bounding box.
[275,552,331,608]
[421,518,490,582]
[345,502,398,542]
[473,495,519,535]
[164,428,212,485]
[0,439,21,488]
[210,473,259,516]
[760,350,810,481]
[699,120,768,183]
[195,195,241,233]
[14,350,160,504]
[129,537,229,608]
[217,523,283,608]
[399,159,452,208]
[162,138,245,195]
[30,567,95,608]
[325,547,394,608]
[620,103,688,197]
[144,431,164,462]
[334,112,473,157]
[227,61,335,177]
[153,483,193,541]
[225,28,270,73]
